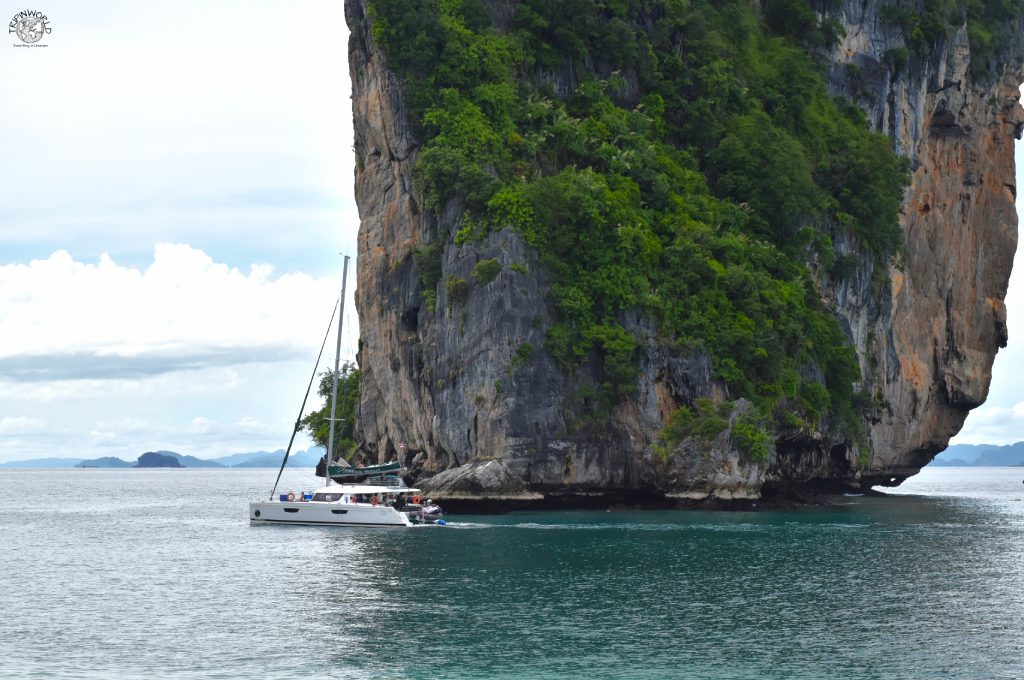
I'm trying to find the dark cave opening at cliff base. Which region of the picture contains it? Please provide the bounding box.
[436,489,673,514]
[433,486,873,513]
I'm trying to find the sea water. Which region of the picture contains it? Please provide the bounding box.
[1,466,1022,679]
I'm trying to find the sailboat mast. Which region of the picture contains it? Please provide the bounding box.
[325,255,350,487]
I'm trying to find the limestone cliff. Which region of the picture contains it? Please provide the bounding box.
[346,0,1024,504]
[824,14,1024,488]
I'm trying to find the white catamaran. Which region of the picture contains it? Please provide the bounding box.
[248,255,444,528]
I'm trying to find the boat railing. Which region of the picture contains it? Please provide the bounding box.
[366,475,406,488]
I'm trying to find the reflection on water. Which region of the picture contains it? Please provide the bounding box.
[1,467,1022,678]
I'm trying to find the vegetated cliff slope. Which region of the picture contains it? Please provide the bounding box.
[346,0,1024,504]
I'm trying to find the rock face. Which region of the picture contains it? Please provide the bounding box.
[346,0,1024,504]
[825,15,1024,487]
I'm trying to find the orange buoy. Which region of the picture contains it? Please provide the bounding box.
[412,495,421,505]
[370,495,380,506]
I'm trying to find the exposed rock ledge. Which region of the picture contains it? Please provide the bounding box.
[418,460,543,501]
[417,458,801,511]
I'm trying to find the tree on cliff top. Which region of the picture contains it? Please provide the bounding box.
[300,363,360,462]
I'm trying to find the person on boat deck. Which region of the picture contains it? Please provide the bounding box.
[341,493,350,503]
[393,494,405,510]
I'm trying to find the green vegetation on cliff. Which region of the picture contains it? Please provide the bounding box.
[879,0,1024,76]
[301,364,360,460]
[368,0,912,432]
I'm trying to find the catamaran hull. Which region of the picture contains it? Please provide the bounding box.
[249,501,413,527]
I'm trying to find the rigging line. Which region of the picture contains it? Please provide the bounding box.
[269,297,340,500]
[277,463,324,481]
[295,468,322,481]
[277,466,325,490]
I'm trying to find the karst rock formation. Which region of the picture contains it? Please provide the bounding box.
[345,0,1024,505]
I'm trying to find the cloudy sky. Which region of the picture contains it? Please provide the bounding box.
[0,1,357,462]
[0,2,1021,464]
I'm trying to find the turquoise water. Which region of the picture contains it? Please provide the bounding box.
[2,466,1023,678]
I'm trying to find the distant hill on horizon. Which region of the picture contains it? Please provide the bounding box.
[0,457,85,469]
[159,451,225,468]
[932,442,1024,467]
[226,447,324,468]
[75,456,132,469]
[211,450,282,467]
[2,447,326,469]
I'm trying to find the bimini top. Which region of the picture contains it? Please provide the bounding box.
[311,484,421,496]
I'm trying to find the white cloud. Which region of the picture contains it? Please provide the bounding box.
[91,417,150,434]
[118,418,150,432]
[0,416,46,435]
[950,400,1024,445]
[0,367,244,402]
[188,415,274,440]
[88,430,118,442]
[0,245,356,387]
[191,416,217,434]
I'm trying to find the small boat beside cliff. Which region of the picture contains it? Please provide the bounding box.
[248,255,445,528]
[250,482,443,527]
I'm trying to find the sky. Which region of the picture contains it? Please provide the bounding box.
[0,2,1021,464]
[0,1,358,462]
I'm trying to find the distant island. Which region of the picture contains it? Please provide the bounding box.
[76,451,185,468]
[135,451,182,468]
[1,447,325,469]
